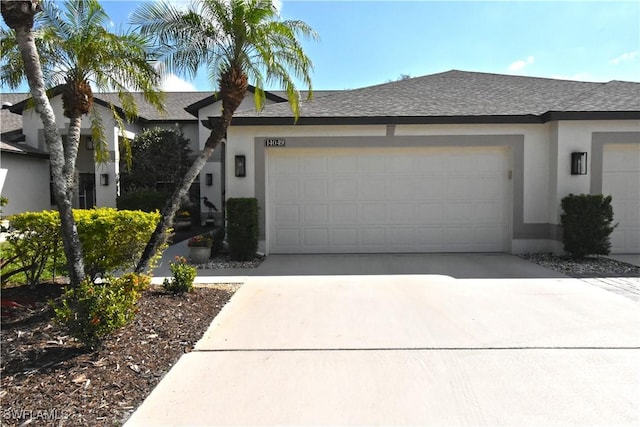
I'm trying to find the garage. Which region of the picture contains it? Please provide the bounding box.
[267,146,511,254]
[602,143,640,253]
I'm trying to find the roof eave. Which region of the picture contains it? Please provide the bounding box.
[225,115,545,126]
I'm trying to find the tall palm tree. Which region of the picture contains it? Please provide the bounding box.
[1,0,165,286]
[131,0,317,272]
[1,0,86,285]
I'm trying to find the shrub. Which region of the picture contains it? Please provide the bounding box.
[226,198,258,261]
[3,211,65,287]
[163,256,196,294]
[3,209,163,284]
[51,274,149,349]
[561,194,616,258]
[74,208,162,278]
[116,190,169,212]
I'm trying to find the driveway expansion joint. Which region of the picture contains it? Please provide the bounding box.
[195,346,640,352]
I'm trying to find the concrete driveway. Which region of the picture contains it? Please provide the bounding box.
[127,273,640,426]
[153,246,567,279]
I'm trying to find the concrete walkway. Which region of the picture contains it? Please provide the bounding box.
[126,274,640,426]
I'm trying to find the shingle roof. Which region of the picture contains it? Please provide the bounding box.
[80,92,206,122]
[0,141,49,158]
[230,70,640,124]
[1,93,28,136]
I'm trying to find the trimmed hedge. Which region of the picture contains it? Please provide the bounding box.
[4,208,162,282]
[226,198,258,261]
[116,190,169,212]
[560,194,616,258]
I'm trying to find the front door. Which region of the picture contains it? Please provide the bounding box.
[78,173,96,209]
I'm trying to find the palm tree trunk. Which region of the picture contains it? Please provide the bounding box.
[11,24,86,286]
[135,115,230,273]
[64,115,82,198]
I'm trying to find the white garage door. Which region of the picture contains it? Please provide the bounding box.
[267,146,510,253]
[603,144,640,253]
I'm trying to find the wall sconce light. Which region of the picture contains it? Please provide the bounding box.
[235,155,246,177]
[86,137,94,150]
[571,152,588,175]
[205,173,213,186]
[100,173,109,186]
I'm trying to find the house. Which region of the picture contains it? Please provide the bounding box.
[1,70,639,254]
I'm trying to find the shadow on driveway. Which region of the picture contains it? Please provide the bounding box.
[250,253,567,279]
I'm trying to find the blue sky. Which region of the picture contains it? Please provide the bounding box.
[3,1,640,93]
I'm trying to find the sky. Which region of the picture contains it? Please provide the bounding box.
[2,1,639,93]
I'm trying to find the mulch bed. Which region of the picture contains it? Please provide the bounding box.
[1,283,236,426]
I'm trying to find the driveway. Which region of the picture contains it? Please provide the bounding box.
[153,246,567,279]
[127,273,640,426]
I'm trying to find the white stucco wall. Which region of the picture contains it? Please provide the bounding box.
[551,119,640,224]
[0,154,51,216]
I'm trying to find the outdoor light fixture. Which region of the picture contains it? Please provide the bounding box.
[100,173,109,186]
[235,155,246,177]
[86,137,94,150]
[205,173,213,186]
[571,152,588,175]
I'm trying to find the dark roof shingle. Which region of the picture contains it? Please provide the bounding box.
[231,70,639,123]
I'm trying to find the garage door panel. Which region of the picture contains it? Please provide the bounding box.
[415,203,444,223]
[446,202,474,223]
[388,177,414,200]
[331,228,358,249]
[329,156,357,175]
[359,228,386,247]
[603,144,640,253]
[388,228,416,247]
[447,177,474,200]
[268,147,509,253]
[272,156,299,175]
[389,203,414,224]
[360,203,386,224]
[416,227,444,248]
[275,204,300,224]
[274,181,299,202]
[330,178,357,200]
[331,204,358,224]
[475,202,502,223]
[275,228,300,248]
[303,204,329,225]
[357,155,385,173]
[302,179,327,200]
[414,177,445,200]
[473,177,502,199]
[359,177,386,200]
[303,228,329,248]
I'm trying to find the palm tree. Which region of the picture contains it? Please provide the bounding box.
[131,0,317,272]
[1,0,165,285]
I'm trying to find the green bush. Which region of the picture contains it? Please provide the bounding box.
[226,198,259,261]
[560,194,616,258]
[116,190,169,212]
[163,256,196,294]
[51,273,150,349]
[74,208,162,278]
[2,211,66,287]
[4,209,162,283]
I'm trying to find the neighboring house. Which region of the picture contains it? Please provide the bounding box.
[1,70,639,254]
[222,70,639,255]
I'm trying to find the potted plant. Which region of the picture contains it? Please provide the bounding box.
[187,234,213,264]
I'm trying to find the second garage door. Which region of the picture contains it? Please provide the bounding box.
[267,146,511,253]
[602,143,640,253]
